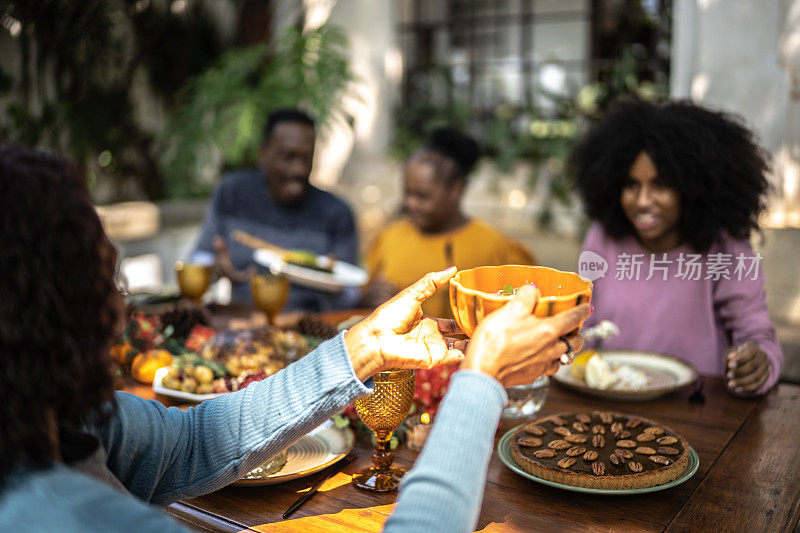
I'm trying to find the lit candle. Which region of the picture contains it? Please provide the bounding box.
[406,412,432,450]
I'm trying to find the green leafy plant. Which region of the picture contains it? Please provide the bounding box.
[390,68,473,160]
[0,1,228,201]
[159,24,357,198]
[575,47,669,120]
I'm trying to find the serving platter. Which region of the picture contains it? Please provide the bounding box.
[152,366,224,402]
[552,350,698,401]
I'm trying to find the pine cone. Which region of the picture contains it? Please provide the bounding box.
[159,303,210,340]
[295,314,339,341]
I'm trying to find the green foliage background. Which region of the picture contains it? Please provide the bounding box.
[160,25,356,198]
[0,0,228,200]
[0,2,354,201]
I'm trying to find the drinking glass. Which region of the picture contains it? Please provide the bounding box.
[503,375,549,419]
[174,261,212,303]
[352,369,415,493]
[250,272,289,325]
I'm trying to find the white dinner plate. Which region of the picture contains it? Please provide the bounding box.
[151,371,356,485]
[235,420,355,485]
[552,350,699,401]
[152,366,224,402]
[253,249,368,293]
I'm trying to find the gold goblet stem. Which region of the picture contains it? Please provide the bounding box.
[352,369,415,493]
[371,430,394,470]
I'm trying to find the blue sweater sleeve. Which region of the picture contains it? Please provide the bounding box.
[383,371,507,533]
[96,332,370,505]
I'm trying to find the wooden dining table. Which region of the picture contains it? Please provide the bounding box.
[120,307,800,532]
[122,377,799,532]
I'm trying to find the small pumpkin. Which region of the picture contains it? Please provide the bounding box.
[131,349,173,384]
[110,342,137,366]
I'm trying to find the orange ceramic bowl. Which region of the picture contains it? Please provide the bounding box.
[449,265,593,337]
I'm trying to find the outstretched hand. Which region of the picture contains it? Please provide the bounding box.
[213,236,253,284]
[344,267,465,381]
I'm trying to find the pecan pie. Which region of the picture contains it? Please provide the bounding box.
[511,412,690,490]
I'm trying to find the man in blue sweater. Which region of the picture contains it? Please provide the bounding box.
[190,108,359,311]
[0,143,588,532]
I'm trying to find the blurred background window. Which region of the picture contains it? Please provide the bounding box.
[397,0,672,115]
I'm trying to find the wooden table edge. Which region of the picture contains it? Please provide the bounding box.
[168,501,260,533]
[663,383,800,532]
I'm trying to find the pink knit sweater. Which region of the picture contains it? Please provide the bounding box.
[581,223,783,395]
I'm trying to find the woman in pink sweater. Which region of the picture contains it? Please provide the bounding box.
[571,100,783,396]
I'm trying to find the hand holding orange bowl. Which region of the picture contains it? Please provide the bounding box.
[449,265,593,337]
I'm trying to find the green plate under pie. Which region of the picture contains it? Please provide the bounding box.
[497,425,699,495]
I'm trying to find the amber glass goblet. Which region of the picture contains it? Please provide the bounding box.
[250,272,289,325]
[175,261,212,303]
[352,369,416,493]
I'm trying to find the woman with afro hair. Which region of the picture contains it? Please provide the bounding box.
[571,100,783,396]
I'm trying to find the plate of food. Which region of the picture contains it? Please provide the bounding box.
[552,350,698,401]
[153,366,224,401]
[497,412,699,495]
[153,327,313,402]
[235,419,355,485]
[253,248,367,293]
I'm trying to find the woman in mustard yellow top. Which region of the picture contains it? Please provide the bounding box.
[365,128,535,318]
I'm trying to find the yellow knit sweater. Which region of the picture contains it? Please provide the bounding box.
[366,218,535,318]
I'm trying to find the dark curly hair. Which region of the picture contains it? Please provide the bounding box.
[0,144,123,486]
[416,127,482,184]
[263,108,316,141]
[570,100,771,252]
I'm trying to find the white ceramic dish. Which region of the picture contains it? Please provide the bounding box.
[552,350,699,401]
[236,420,355,485]
[152,366,224,402]
[253,249,368,293]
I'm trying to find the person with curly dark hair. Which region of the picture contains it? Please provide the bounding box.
[364,127,536,318]
[0,143,125,489]
[0,143,588,532]
[571,100,783,396]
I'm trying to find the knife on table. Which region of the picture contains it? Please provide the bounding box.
[282,453,356,520]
